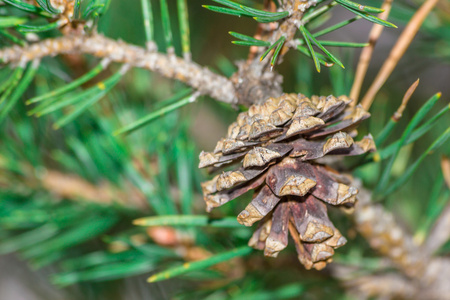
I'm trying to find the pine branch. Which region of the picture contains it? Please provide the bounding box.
[229,0,306,105]
[352,181,450,299]
[0,33,237,105]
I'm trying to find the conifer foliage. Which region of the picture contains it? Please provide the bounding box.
[0,0,449,299]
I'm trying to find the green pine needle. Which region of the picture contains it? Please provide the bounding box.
[341,4,397,28]
[82,2,106,19]
[0,29,26,46]
[175,141,195,214]
[317,41,368,47]
[229,31,270,47]
[232,40,271,47]
[36,0,61,15]
[203,5,248,17]
[233,284,305,300]
[211,0,244,11]
[253,14,289,23]
[376,79,420,146]
[141,0,155,45]
[21,215,118,259]
[61,249,146,270]
[260,36,285,63]
[369,103,449,163]
[374,92,441,196]
[335,0,384,14]
[3,0,42,14]
[0,224,58,254]
[0,66,22,95]
[74,0,81,19]
[296,39,368,48]
[296,45,335,67]
[53,68,126,129]
[28,65,122,119]
[113,88,195,136]
[0,65,25,106]
[147,246,253,282]
[27,59,110,104]
[53,259,156,286]
[303,26,345,69]
[133,215,242,228]
[382,127,450,197]
[299,25,321,72]
[160,0,173,51]
[0,59,40,122]
[205,0,288,22]
[17,20,63,33]
[177,0,191,58]
[0,16,28,27]
[238,5,288,18]
[414,174,446,244]
[271,36,285,67]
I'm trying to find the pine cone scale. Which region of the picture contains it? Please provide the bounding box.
[237,185,281,226]
[264,202,290,257]
[266,159,317,197]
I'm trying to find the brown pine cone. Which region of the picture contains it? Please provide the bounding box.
[199,93,375,270]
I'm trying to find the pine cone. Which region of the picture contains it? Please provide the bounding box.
[199,94,375,270]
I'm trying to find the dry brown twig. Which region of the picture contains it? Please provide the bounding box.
[360,0,440,110]
[392,78,419,121]
[350,0,394,105]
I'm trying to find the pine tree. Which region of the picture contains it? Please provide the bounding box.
[0,0,449,299]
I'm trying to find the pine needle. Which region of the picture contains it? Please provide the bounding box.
[133,215,241,228]
[147,246,253,282]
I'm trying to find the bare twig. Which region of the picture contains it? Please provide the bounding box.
[0,33,237,105]
[350,0,394,105]
[360,0,440,110]
[392,78,419,121]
